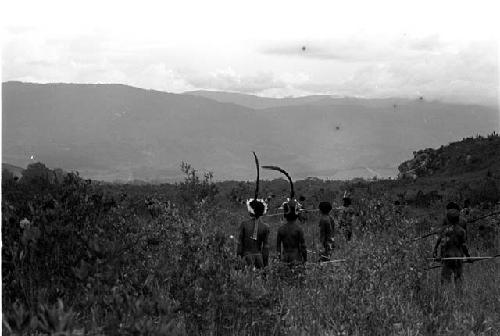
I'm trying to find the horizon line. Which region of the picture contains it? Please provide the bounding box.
[3,80,497,108]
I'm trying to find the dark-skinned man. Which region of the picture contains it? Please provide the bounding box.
[276,198,308,264]
[338,192,355,242]
[433,202,471,286]
[237,199,270,269]
[261,165,307,265]
[237,153,270,269]
[318,201,335,262]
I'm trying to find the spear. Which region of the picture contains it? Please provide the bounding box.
[427,255,500,261]
[466,210,500,223]
[264,208,319,218]
[413,229,441,241]
[320,259,347,264]
[306,259,347,268]
[414,210,500,241]
[425,254,500,270]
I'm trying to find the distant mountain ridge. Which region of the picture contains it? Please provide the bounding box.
[3,81,498,182]
[183,90,432,110]
[184,90,334,109]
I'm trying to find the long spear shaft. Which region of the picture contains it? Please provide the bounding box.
[321,259,347,264]
[264,208,319,218]
[414,230,441,241]
[414,211,500,241]
[466,210,500,223]
[425,254,500,270]
[306,259,346,268]
[428,255,500,261]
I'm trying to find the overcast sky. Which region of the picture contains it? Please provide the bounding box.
[1,0,499,106]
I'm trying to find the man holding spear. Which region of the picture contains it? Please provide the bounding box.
[432,202,471,285]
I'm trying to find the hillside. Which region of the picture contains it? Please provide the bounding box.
[3,82,499,182]
[3,82,272,181]
[2,163,24,179]
[398,133,500,179]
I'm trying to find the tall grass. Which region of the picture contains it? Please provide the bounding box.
[2,168,499,335]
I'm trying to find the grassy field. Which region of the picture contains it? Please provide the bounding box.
[2,164,499,335]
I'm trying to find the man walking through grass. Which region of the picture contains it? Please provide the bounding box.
[338,192,355,242]
[236,153,270,269]
[276,199,308,264]
[318,201,335,262]
[261,165,307,265]
[237,199,270,269]
[433,202,471,286]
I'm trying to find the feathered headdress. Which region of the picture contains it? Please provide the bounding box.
[262,165,302,216]
[246,152,268,218]
[342,190,352,206]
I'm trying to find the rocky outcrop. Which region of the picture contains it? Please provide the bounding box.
[398,148,439,179]
[398,133,500,179]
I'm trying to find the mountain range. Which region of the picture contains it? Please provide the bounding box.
[2,81,498,182]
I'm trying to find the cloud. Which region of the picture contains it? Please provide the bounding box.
[260,37,498,105]
[130,65,193,93]
[260,35,476,63]
[2,30,195,93]
[4,25,37,35]
[2,26,497,106]
[403,34,444,52]
[185,68,288,93]
[261,39,384,62]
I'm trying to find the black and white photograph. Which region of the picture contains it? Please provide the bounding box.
[1,0,499,334]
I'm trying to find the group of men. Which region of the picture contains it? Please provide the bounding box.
[236,197,307,268]
[236,193,356,268]
[237,190,481,289]
[235,153,487,287]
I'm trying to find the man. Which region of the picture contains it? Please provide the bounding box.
[298,195,308,223]
[394,200,403,215]
[318,201,335,262]
[461,199,471,217]
[338,192,356,242]
[261,165,307,264]
[276,199,307,264]
[145,197,162,218]
[442,201,468,240]
[433,202,471,285]
[237,152,270,269]
[237,199,270,269]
